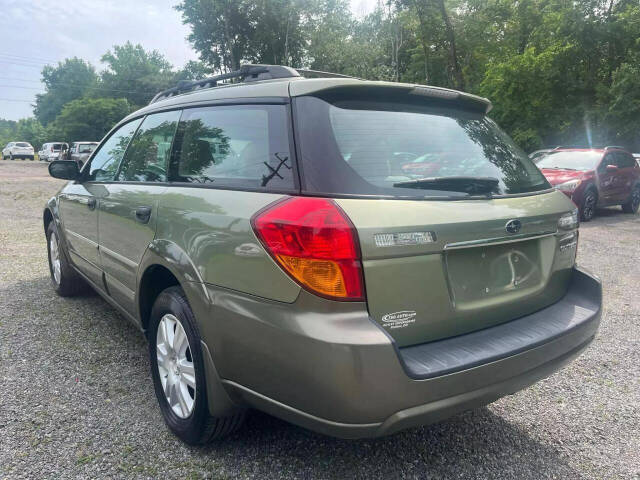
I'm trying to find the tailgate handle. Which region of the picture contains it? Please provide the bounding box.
[135,206,152,224]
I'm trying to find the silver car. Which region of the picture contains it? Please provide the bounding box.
[69,142,99,167]
[39,142,68,162]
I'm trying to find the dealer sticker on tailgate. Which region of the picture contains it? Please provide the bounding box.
[381,311,416,329]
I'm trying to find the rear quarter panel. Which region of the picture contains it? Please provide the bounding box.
[155,187,301,303]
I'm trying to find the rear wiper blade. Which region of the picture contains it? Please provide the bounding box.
[393,176,500,195]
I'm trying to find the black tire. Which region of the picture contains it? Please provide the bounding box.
[148,286,245,444]
[46,221,88,296]
[621,185,640,214]
[580,189,597,222]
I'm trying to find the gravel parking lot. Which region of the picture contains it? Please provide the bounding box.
[0,160,638,479]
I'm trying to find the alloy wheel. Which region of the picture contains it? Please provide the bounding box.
[49,233,61,285]
[632,187,640,212]
[582,193,596,221]
[156,314,196,418]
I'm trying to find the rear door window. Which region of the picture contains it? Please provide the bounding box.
[170,105,294,191]
[87,118,142,182]
[117,110,181,182]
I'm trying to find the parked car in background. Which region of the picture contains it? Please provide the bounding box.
[2,142,34,160]
[39,142,69,162]
[537,147,640,221]
[633,153,640,166]
[528,148,553,163]
[68,142,98,168]
[44,64,601,445]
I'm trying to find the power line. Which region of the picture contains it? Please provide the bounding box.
[0,60,48,69]
[0,51,61,64]
[0,97,35,103]
[0,83,154,95]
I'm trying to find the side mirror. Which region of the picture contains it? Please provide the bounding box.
[606,164,618,172]
[48,160,80,180]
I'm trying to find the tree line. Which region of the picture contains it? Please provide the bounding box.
[175,0,640,151]
[2,0,639,153]
[0,42,207,150]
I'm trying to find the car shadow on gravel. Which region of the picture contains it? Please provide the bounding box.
[582,207,639,227]
[4,276,581,479]
[189,408,581,478]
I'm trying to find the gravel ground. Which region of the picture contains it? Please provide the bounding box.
[0,160,638,480]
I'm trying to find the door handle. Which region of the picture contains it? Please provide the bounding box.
[135,206,152,224]
[87,197,97,210]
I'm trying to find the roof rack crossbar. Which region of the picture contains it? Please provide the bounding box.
[149,64,300,104]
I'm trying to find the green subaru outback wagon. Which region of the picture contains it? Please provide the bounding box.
[45,65,602,444]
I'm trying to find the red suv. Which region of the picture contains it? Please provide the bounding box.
[537,147,640,221]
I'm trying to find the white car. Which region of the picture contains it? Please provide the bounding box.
[634,153,640,167]
[39,142,68,162]
[2,142,34,160]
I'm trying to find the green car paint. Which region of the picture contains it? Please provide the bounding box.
[45,71,602,439]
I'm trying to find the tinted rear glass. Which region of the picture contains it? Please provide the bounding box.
[295,96,549,198]
[16,142,30,147]
[52,144,62,150]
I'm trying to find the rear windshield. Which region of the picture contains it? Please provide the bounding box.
[295,96,549,198]
[16,142,30,148]
[52,144,62,150]
[537,151,602,171]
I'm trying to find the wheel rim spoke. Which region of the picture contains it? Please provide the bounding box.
[173,324,187,354]
[179,360,196,389]
[177,384,190,416]
[50,234,61,284]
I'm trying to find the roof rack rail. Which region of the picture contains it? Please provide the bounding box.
[294,68,355,79]
[149,64,300,104]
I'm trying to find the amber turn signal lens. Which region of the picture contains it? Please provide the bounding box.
[277,255,347,297]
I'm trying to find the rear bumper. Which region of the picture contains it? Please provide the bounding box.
[208,267,601,438]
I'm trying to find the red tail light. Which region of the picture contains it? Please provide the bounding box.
[252,197,365,301]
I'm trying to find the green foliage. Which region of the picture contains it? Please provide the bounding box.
[48,98,134,144]
[176,0,640,151]
[34,58,99,125]
[100,42,176,108]
[15,119,48,150]
[0,119,18,149]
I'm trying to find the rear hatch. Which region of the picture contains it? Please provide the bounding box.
[292,82,579,346]
[337,195,576,346]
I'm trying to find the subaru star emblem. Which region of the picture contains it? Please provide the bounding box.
[505,219,522,234]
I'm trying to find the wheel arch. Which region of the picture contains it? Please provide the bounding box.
[43,207,54,234]
[137,240,240,417]
[137,239,211,333]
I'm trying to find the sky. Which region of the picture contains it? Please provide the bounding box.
[0,0,378,121]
